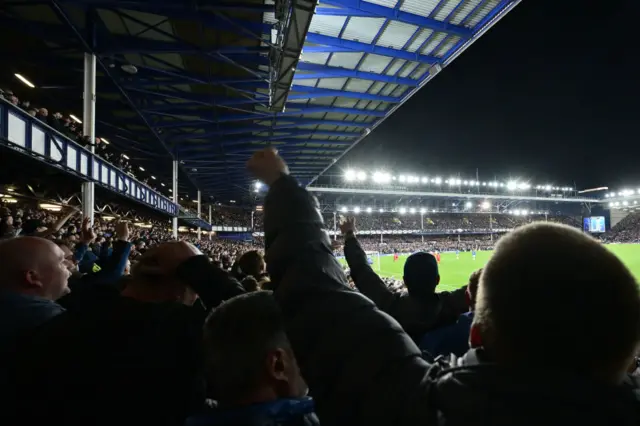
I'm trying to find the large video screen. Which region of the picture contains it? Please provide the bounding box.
[587,216,606,233]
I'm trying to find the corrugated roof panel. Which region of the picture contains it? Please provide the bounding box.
[400,0,442,17]
[355,99,370,109]
[380,84,398,96]
[466,0,500,27]
[376,21,418,50]
[294,78,318,87]
[318,124,339,131]
[334,98,359,108]
[385,59,407,75]
[359,54,393,73]
[324,112,348,120]
[341,17,386,44]
[368,81,386,95]
[300,52,331,65]
[308,15,347,37]
[344,78,374,93]
[308,97,336,105]
[363,116,377,123]
[376,102,390,111]
[316,77,348,89]
[450,0,482,25]
[288,98,308,104]
[366,101,382,110]
[364,0,399,7]
[398,61,420,77]
[327,52,365,69]
[406,28,434,52]
[421,32,448,55]
[301,112,329,119]
[411,64,431,80]
[391,85,409,97]
[434,35,461,57]
[434,0,464,22]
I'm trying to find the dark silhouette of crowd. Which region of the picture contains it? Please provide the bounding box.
[0,148,638,426]
[602,212,640,243]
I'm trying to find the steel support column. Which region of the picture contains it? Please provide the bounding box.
[197,190,202,240]
[208,204,212,241]
[82,53,96,224]
[172,160,179,240]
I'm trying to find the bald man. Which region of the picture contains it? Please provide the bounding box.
[0,237,70,344]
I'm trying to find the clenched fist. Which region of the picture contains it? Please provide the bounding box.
[246,147,289,186]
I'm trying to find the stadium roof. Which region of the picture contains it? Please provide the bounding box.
[0,0,520,202]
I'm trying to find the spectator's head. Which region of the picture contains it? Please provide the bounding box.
[403,252,440,298]
[27,109,36,117]
[241,276,259,292]
[38,108,48,117]
[124,241,201,305]
[472,223,640,384]
[10,96,19,106]
[235,250,265,279]
[203,291,307,406]
[21,219,44,236]
[0,237,71,300]
[466,268,482,311]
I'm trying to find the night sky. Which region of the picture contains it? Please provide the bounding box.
[342,0,638,190]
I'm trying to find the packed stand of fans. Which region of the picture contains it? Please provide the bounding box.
[0,148,639,426]
[601,212,640,243]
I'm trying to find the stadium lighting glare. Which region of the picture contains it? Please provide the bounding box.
[623,201,629,206]
[513,209,521,216]
[522,210,529,215]
[434,177,442,184]
[254,181,262,190]
[372,171,391,184]
[409,207,416,214]
[399,207,407,214]
[463,180,469,185]
[366,207,372,213]
[465,201,473,209]
[399,175,407,183]
[421,177,428,184]
[455,179,462,185]
[344,170,356,181]
[635,201,638,205]
[356,171,367,181]
[101,138,110,145]
[353,206,361,214]
[481,201,491,210]
[499,183,505,187]
[507,181,518,191]
[122,154,130,160]
[69,114,82,124]
[609,202,614,207]
[447,179,453,186]
[420,208,426,214]
[15,73,35,88]
[160,183,165,187]
[340,206,347,213]
[379,208,384,213]
[615,202,620,206]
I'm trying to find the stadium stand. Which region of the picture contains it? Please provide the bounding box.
[3,1,640,426]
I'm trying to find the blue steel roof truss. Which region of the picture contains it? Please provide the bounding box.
[1,0,520,200]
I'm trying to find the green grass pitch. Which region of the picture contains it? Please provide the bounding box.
[340,244,640,293]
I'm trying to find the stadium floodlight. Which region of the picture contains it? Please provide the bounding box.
[635,201,638,205]
[15,73,35,88]
[623,201,629,206]
[409,207,416,214]
[372,172,391,184]
[482,182,487,186]
[379,208,384,213]
[356,171,367,181]
[150,175,156,180]
[463,180,469,185]
[604,194,609,198]
[522,210,529,215]
[507,181,518,191]
[420,208,426,214]
[513,209,521,216]
[254,181,262,190]
[481,201,491,210]
[69,114,82,124]
[340,206,347,213]
[139,166,145,172]
[465,201,473,209]
[499,183,505,187]
[160,183,165,187]
[447,179,454,186]
[344,170,356,181]
[421,177,428,184]
[455,179,462,185]
[609,202,614,207]
[618,192,624,196]
[615,202,620,206]
[399,207,407,214]
[366,207,372,213]
[353,206,361,214]
[399,175,407,183]
[101,138,110,145]
[434,177,442,184]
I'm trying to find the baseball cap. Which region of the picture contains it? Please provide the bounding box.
[403,251,439,296]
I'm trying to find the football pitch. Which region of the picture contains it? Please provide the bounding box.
[342,244,640,292]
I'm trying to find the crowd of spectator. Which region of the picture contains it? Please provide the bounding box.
[0,148,638,426]
[601,212,640,243]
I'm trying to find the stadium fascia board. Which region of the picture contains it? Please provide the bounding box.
[306,187,601,203]
[317,0,472,39]
[306,0,523,187]
[295,62,418,86]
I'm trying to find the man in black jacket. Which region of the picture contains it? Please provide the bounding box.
[340,217,467,342]
[248,147,640,426]
[3,241,245,426]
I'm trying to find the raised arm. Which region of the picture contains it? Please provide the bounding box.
[248,149,434,426]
